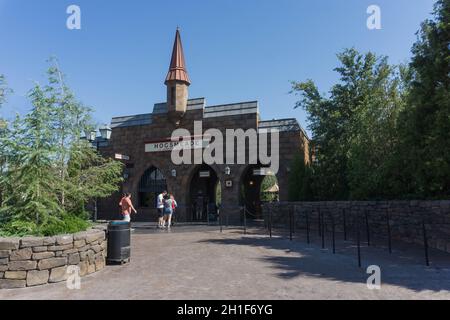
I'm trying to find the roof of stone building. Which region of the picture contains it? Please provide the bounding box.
[165,29,191,85]
[259,118,309,138]
[111,100,308,138]
[203,101,258,119]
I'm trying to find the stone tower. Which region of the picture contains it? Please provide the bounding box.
[165,28,191,125]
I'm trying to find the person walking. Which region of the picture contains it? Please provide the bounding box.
[119,193,137,223]
[170,194,178,226]
[163,194,174,229]
[157,190,167,228]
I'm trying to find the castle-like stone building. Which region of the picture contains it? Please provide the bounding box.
[97,29,310,223]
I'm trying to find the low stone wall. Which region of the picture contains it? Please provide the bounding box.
[0,227,107,289]
[263,201,450,254]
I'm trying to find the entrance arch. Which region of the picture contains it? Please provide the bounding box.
[138,166,167,208]
[188,164,221,222]
[240,165,279,219]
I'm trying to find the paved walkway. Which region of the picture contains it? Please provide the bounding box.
[1,224,450,300]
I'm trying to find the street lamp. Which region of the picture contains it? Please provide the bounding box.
[99,125,112,140]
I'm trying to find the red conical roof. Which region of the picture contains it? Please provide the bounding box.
[165,29,191,85]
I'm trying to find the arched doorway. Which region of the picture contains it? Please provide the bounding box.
[188,164,220,222]
[138,166,167,208]
[240,165,279,220]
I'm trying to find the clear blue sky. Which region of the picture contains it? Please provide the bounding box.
[0,0,437,135]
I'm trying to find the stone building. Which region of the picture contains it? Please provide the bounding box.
[97,29,310,223]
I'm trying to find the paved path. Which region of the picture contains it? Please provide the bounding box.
[1,225,450,300]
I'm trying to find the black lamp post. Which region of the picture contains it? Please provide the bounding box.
[85,125,112,222]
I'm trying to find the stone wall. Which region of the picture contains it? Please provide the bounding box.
[263,201,450,254]
[0,227,107,289]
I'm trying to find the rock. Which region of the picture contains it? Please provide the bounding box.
[0,238,20,250]
[32,252,55,260]
[4,271,27,280]
[87,250,95,264]
[49,266,68,283]
[73,231,88,241]
[68,253,80,265]
[0,272,3,278]
[87,263,96,274]
[92,245,103,253]
[78,261,88,277]
[0,258,8,265]
[74,240,86,248]
[8,260,37,271]
[32,246,48,253]
[27,270,49,286]
[95,257,105,271]
[77,245,90,253]
[0,250,11,258]
[62,249,78,256]
[43,237,56,246]
[9,248,33,261]
[86,231,104,244]
[55,235,73,245]
[20,237,44,248]
[37,257,67,270]
[0,265,8,272]
[47,244,73,251]
[79,251,88,261]
[0,279,26,289]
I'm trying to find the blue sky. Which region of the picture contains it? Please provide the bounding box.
[0,0,437,135]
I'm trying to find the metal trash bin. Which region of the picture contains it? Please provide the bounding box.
[106,221,131,265]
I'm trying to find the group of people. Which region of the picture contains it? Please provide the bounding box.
[119,190,177,229]
[157,190,177,229]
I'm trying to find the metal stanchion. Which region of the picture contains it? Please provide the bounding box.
[306,209,310,244]
[321,210,325,249]
[318,207,322,237]
[386,209,392,254]
[289,207,293,241]
[356,212,362,268]
[365,210,371,247]
[422,217,430,267]
[243,206,247,235]
[332,214,336,254]
[269,206,273,238]
[343,208,347,241]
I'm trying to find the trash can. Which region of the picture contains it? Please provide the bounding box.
[106,221,131,265]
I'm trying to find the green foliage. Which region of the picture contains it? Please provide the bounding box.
[291,1,449,200]
[288,154,314,201]
[261,175,278,202]
[0,61,123,236]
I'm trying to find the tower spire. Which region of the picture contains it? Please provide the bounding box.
[165,28,191,85]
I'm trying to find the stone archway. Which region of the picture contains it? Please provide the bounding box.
[187,164,221,222]
[239,165,279,220]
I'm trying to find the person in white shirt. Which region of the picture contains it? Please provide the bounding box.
[157,191,167,228]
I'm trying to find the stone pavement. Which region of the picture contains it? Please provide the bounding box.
[1,224,450,300]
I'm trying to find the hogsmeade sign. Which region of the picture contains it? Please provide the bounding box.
[145,135,209,153]
[144,121,280,174]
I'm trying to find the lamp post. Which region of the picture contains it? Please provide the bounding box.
[85,125,112,222]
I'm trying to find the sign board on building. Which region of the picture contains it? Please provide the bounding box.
[145,138,209,153]
[199,171,211,178]
[115,154,130,161]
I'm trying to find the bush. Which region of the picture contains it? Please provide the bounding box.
[0,214,91,237]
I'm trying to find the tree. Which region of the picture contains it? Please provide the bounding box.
[396,0,450,198]
[0,62,123,236]
[288,153,314,201]
[292,49,408,200]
